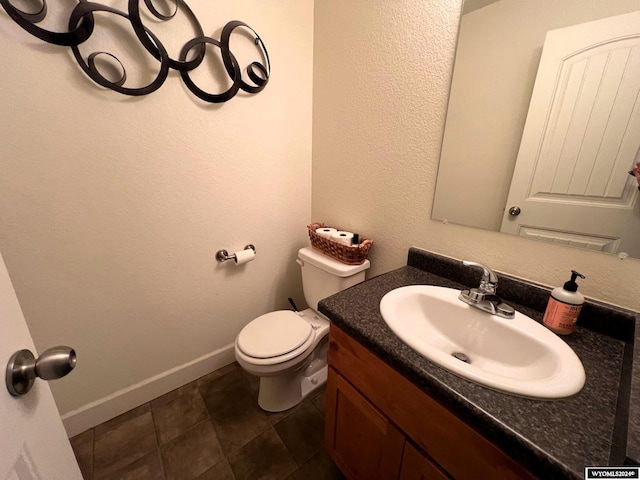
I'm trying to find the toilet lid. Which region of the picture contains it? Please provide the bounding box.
[237,310,313,359]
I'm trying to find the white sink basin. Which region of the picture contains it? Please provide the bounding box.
[379,285,585,399]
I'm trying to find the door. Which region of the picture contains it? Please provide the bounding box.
[0,250,82,480]
[501,10,640,257]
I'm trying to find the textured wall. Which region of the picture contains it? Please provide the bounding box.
[312,0,640,311]
[0,1,313,414]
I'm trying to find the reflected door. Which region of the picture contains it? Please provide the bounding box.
[500,10,640,257]
[0,249,81,480]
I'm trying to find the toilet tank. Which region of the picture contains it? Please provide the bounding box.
[297,247,370,311]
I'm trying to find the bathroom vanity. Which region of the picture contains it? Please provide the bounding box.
[325,325,534,479]
[319,248,640,480]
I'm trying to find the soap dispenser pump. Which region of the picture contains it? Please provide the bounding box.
[542,270,586,335]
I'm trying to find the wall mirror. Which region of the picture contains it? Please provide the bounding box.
[432,0,640,258]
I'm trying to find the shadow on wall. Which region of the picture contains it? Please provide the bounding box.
[274,243,308,312]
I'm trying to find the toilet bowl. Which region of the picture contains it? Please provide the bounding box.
[235,308,330,411]
[235,247,369,412]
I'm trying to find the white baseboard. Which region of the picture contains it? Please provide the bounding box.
[61,344,236,438]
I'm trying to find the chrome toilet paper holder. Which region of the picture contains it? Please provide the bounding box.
[216,244,256,262]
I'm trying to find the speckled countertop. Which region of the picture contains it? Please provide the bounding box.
[318,248,639,480]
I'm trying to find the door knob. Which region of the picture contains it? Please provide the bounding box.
[508,206,521,216]
[6,346,76,396]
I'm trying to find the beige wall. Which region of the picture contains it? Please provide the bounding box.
[312,0,640,311]
[3,0,640,426]
[0,2,313,415]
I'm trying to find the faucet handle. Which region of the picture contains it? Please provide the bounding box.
[462,260,498,293]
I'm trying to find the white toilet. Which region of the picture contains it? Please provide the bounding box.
[234,246,370,412]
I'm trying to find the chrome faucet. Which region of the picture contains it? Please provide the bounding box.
[459,261,515,319]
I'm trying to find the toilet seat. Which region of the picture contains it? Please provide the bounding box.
[236,311,314,363]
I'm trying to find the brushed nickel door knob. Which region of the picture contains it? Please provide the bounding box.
[6,346,76,396]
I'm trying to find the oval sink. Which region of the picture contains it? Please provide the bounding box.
[379,285,585,399]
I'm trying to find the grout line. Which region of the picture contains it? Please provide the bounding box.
[193,374,247,475]
[90,429,95,480]
[92,405,161,479]
[148,406,167,480]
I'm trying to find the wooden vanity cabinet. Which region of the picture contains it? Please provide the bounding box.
[324,325,536,480]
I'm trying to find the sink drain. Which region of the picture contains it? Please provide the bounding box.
[451,352,470,364]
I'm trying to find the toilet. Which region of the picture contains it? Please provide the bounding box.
[234,246,370,412]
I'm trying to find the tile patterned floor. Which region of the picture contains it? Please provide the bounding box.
[70,363,345,480]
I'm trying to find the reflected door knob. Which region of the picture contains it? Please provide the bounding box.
[6,346,76,396]
[508,206,521,216]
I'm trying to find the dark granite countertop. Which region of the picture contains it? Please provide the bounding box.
[318,248,639,480]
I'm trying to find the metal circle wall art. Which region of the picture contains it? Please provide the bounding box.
[0,0,271,103]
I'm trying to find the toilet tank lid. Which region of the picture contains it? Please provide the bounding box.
[298,247,370,277]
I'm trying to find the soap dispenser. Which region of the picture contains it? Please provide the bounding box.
[542,270,586,335]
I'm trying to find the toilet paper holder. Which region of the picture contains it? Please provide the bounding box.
[216,244,256,262]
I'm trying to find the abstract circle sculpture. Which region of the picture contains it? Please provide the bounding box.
[0,0,271,103]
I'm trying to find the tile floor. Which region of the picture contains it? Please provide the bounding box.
[70,362,345,480]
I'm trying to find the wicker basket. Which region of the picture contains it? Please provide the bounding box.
[307,222,373,265]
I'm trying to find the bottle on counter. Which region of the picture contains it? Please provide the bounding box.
[542,270,586,335]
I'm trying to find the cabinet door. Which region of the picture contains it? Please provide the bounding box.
[325,367,405,480]
[400,442,450,480]
[328,325,536,480]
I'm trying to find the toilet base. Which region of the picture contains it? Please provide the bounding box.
[257,365,327,412]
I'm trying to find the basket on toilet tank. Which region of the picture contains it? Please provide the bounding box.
[307,222,373,265]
